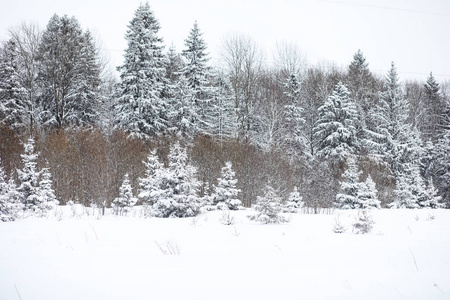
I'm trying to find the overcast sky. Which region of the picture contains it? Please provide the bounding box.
[1,0,449,81]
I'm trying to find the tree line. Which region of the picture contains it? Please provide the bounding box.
[0,2,449,212]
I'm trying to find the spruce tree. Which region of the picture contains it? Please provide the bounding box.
[38,166,58,216]
[248,184,288,224]
[433,130,450,206]
[16,138,41,214]
[113,174,137,216]
[38,14,101,130]
[283,73,308,158]
[115,2,167,139]
[153,142,201,218]
[0,40,28,131]
[314,82,359,163]
[181,21,214,135]
[335,157,362,209]
[0,160,17,221]
[138,149,165,216]
[211,161,242,210]
[371,62,414,176]
[423,72,444,141]
[357,175,381,209]
[346,50,377,147]
[283,186,304,213]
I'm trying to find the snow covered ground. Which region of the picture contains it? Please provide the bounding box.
[1,208,449,300]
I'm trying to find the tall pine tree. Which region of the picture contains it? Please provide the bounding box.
[38,14,101,130]
[314,82,359,163]
[115,2,168,139]
[181,21,214,135]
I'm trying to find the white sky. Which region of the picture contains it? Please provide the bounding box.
[1,0,449,81]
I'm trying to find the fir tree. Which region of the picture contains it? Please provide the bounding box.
[390,162,427,209]
[370,62,416,176]
[352,210,375,234]
[153,142,201,218]
[421,178,443,209]
[17,138,41,214]
[433,130,450,206]
[38,14,101,129]
[248,184,288,224]
[181,21,214,135]
[115,2,168,139]
[346,50,377,147]
[138,149,165,216]
[283,73,308,158]
[165,44,184,84]
[37,166,58,216]
[113,174,137,216]
[314,82,359,163]
[0,160,15,221]
[423,72,444,141]
[335,157,362,209]
[0,40,28,131]
[283,186,304,213]
[357,175,381,209]
[211,161,242,210]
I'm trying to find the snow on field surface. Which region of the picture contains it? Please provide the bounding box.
[1,208,449,300]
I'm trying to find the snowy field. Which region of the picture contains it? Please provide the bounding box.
[1,208,449,300]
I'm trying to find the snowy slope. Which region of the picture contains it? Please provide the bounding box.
[0,209,449,300]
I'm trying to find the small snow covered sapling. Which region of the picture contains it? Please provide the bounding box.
[282,186,304,213]
[332,214,347,233]
[211,161,242,210]
[112,174,137,216]
[352,210,375,234]
[248,184,289,224]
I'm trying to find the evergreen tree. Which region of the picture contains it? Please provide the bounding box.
[138,149,165,216]
[390,162,428,209]
[421,178,443,208]
[153,142,201,218]
[248,184,289,224]
[38,14,101,130]
[165,44,184,84]
[371,62,415,176]
[433,130,450,206]
[335,157,362,209]
[283,186,304,213]
[0,160,17,221]
[38,166,58,216]
[423,72,444,141]
[211,161,242,210]
[357,175,381,209]
[283,73,308,158]
[314,82,359,163]
[181,21,217,135]
[70,30,102,127]
[0,40,28,131]
[115,2,168,139]
[167,74,197,137]
[390,172,420,209]
[16,138,41,214]
[346,50,377,147]
[113,174,137,216]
